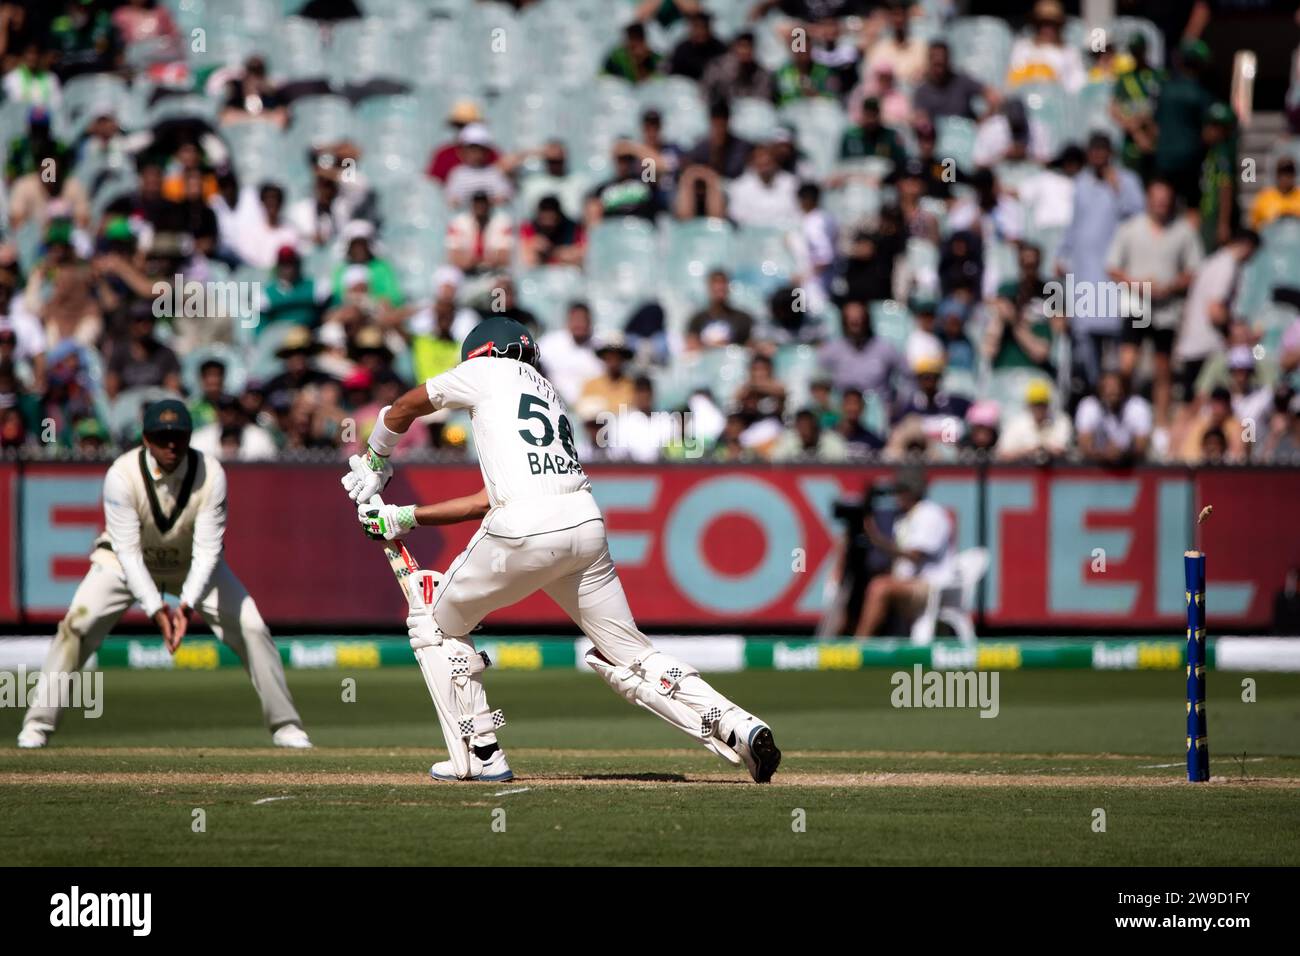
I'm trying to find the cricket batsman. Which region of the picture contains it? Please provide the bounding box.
[344,317,781,783]
[17,400,311,749]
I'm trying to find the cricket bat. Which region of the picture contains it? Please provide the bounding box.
[366,495,439,608]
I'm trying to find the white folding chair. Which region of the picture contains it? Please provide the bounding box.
[910,547,990,647]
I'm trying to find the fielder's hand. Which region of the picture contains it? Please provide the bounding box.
[342,448,393,503]
[358,501,416,540]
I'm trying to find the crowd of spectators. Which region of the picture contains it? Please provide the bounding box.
[2,0,1299,467]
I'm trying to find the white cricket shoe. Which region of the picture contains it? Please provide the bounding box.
[730,719,781,784]
[271,725,313,749]
[16,726,48,749]
[430,748,513,782]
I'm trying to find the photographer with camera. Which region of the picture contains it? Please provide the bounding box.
[845,467,956,639]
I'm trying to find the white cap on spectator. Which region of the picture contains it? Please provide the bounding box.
[317,323,347,349]
[342,219,375,244]
[433,265,463,291]
[458,123,493,147]
[1227,345,1255,371]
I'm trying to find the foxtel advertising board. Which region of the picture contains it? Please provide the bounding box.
[2,462,1297,630]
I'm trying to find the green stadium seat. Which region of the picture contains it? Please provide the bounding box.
[107,387,185,445]
[732,226,796,297]
[730,97,780,143]
[516,266,587,332]
[936,115,977,173]
[778,99,848,178]
[661,218,736,306]
[585,219,660,301]
[871,300,914,353]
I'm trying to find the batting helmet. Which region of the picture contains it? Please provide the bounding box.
[460,316,540,368]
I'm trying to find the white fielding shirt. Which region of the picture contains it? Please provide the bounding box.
[96,448,227,617]
[424,358,598,532]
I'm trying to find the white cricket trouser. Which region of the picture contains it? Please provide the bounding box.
[22,557,302,734]
[433,516,652,666]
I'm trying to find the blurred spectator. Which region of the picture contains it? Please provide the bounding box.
[231,182,298,270]
[6,108,71,182]
[505,139,587,219]
[26,221,100,347]
[912,41,989,123]
[1152,39,1214,211]
[773,407,848,462]
[1180,386,1245,463]
[983,243,1056,373]
[821,300,903,399]
[891,161,941,242]
[734,353,786,419]
[580,334,637,416]
[835,388,885,453]
[603,22,662,84]
[3,40,62,108]
[1199,103,1238,251]
[477,275,537,331]
[905,296,944,369]
[329,220,402,307]
[850,62,911,129]
[684,100,751,180]
[588,146,665,226]
[962,400,1000,453]
[972,98,1051,168]
[262,326,336,405]
[217,56,287,127]
[865,1,927,86]
[1006,0,1085,94]
[104,304,181,399]
[1110,33,1164,176]
[0,276,46,391]
[1109,177,1203,427]
[838,216,905,303]
[1074,371,1152,464]
[728,144,800,228]
[289,153,367,249]
[890,353,971,447]
[839,97,907,168]
[407,284,462,384]
[191,394,278,461]
[404,266,480,369]
[189,359,228,428]
[444,125,512,208]
[346,370,430,458]
[686,270,754,350]
[669,11,726,81]
[633,110,684,201]
[1223,345,1273,430]
[1262,394,1300,463]
[539,302,602,407]
[809,15,860,94]
[1058,133,1145,384]
[8,152,89,230]
[258,247,319,332]
[604,375,671,463]
[111,0,182,67]
[519,195,584,268]
[447,190,514,275]
[772,43,837,106]
[1250,158,1300,230]
[48,0,121,78]
[1272,567,1300,632]
[701,30,773,103]
[798,181,836,306]
[427,101,499,184]
[73,417,111,454]
[1015,144,1083,235]
[996,379,1071,461]
[1174,229,1259,399]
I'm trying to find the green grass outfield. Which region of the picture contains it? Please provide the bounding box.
[1,668,1298,866]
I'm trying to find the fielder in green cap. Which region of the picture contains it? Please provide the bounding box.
[18,397,312,750]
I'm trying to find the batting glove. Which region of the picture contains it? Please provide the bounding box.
[358,501,416,541]
[342,448,393,503]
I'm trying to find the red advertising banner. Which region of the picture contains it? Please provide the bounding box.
[4,461,1298,630]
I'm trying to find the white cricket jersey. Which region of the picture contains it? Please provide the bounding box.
[92,447,227,617]
[425,358,601,533]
